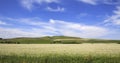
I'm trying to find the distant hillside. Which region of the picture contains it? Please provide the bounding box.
[52,36,81,39]
[0,36,120,44]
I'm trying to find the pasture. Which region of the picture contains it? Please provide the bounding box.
[0,44,120,63]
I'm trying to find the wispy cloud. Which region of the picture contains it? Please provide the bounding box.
[103,0,120,5]
[0,27,50,38]
[0,17,110,38]
[21,0,59,10]
[104,6,120,26]
[46,6,65,12]
[0,20,9,25]
[78,0,97,5]
[76,13,88,19]
[78,0,120,5]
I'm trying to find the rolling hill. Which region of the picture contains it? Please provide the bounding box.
[0,36,120,44]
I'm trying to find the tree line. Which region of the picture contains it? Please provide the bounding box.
[0,38,20,44]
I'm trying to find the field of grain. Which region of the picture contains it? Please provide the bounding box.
[0,44,120,63]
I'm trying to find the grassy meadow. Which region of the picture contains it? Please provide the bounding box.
[0,44,120,63]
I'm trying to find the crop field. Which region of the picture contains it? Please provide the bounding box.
[0,44,120,63]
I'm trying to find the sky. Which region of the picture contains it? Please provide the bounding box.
[0,0,120,39]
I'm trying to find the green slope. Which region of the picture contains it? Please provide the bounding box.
[0,36,120,44]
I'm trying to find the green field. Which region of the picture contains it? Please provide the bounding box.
[0,36,120,63]
[0,44,120,63]
[0,36,120,44]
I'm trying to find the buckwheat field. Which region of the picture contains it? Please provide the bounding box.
[0,44,120,63]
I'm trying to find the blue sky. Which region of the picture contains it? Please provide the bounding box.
[0,0,120,39]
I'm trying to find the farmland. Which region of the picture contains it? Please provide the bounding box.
[0,44,120,63]
[0,36,120,63]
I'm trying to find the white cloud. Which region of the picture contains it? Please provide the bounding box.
[0,27,51,38]
[21,0,34,10]
[46,6,65,12]
[49,19,56,24]
[78,0,97,5]
[21,0,59,10]
[103,0,120,5]
[18,18,48,26]
[78,0,120,5]
[104,6,120,25]
[77,13,88,18]
[0,20,8,25]
[49,19,108,38]
[0,17,110,38]
[79,13,88,17]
